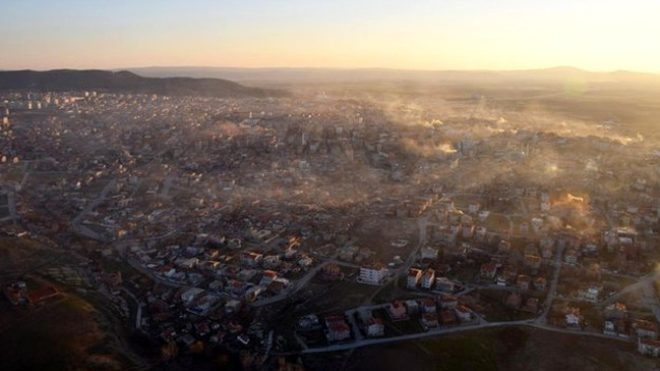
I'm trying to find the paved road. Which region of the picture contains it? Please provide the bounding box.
[537,244,565,324]
[251,259,358,308]
[602,270,660,306]
[72,179,116,225]
[295,318,630,355]
[642,281,660,323]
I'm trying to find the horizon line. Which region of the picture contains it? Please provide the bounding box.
[1,65,660,76]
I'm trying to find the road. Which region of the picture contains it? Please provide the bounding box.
[536,244,565,324]
[602,270,660,306]
[642,281,660,323]
[250,259,358,307]
[294,319,630,355]
[71,178,117,241]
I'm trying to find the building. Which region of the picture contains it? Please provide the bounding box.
[455,305,472,322]
[241,251,263,267]
[480,262,498,280]
[358,264,388,285]
[387,300,408,321]
[420,297,437,313]
[325,316,351,342]
[633,320,658,339]
[638,338,660,357]
[439,293,458,309]
[420,246,439,260]
[421,269,436,289]
[534,277,547,291]
[564,248,578,264]
[582,286,601,303]
[440,309,458,325]
[421,312,439,328]
[516,275,531,291]
[405,300,419,315]
[566,308,581,327]
[407,268,422,289]
[435,277,456,293]
[365,317,385,337]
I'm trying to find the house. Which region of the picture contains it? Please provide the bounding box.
[582,286,601,303]
[462,224,474,239]
[421,312,439,328]
[226,279,250,297]
[225,299,241,313]
[405,299,419,315]
[604,302,628,319]
[564,248,578,264]
[262,255,281,269]
[439,293,458,309]
[498,240,512,254]
[633,320,658,339]
[338,245,358,261]
[407,268,422,289]
[387,301,408,321]
[365,317,385,337]
[440,309,458,325]
[188,293,220,315]
[298,256,313,269]
[259,270,278,286]
[267,280,288,295]
[244,285,265,302]
[297,314,322,331]
[435,277,456,293]
[241,251,263,267]
[638,338,660,357]
[480,262,498,280]
[420,297,437,313]
[603,320,617,336]
[565,308,581,327]
[455,305,472,322]
[516,275,531,291]
[181,287,204,304]
[533,277,547,291]
[421,269,436,289]
[420,246,439,260]
[522,297,539,313]
[176,257,199,269]
[325,315,351,342]
[358,264,388,285]
[524,255,542,271]
[541,245,554,260]
[475,226,487,241]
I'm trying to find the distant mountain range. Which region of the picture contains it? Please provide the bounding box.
[0,69,286,97]
[124,66,660,85]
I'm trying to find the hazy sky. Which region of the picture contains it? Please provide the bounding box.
[3,0,660,72]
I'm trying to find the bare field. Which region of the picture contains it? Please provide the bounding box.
[304,326,658,371]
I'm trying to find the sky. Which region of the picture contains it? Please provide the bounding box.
[2,0,660,72]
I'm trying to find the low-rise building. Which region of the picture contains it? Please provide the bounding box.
[358,264,388,285]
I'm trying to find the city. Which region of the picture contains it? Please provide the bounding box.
[1,76,659,369]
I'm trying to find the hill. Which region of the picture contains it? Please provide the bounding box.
[0,69,286,98]
[125,66,660,85]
